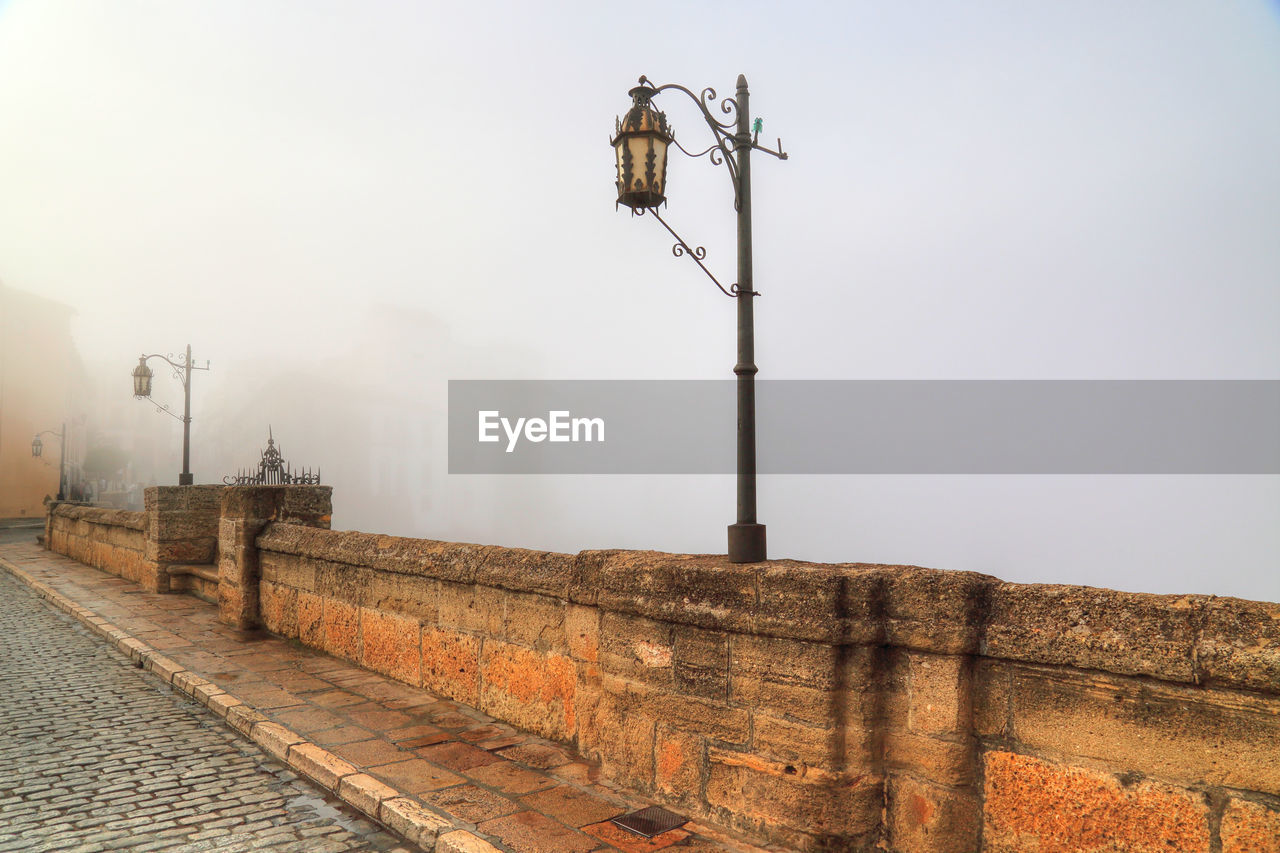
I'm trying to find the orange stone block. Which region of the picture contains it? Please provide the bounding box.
[359,607,422,686]
[322,598,361,662]
[298,591,323,647]
[654,724,703,805]
[479,641,576,741]
[982,751,1210,853]
[1222,799,1280,853]
[260,580,298,639]
[421,627,481,706]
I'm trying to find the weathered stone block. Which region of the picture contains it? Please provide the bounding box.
[578,677,656,791]
[298,591,323,647]
[705,749,882,850]
[437,581,504,636]
[568,549,620,605]
[218,582,251,631]
[501,590,566,652]
[673,625,728,700]
[379,797,452,847]
[730,633,841,691]
[151,539,216,564]
[359,607,421,686]
[907,652,970,737]
[883,566,994,655]
[883,729,974,787]
[279,485,333,526]
[732,678,836,729]
[983,583,1203,683]
[1198,596,1280,694]
[594,552,757,633]
[315,560,373,607]
[885,775,979,853]
[752,712,845,770]
[599,611,674,688]
[982,751,1210,853]
[154,508,220,540]
[475,547,574,598]
[146,484,220,513]
[566,604,599,662]
[641,689,749,746]
[337,773,399,819]
[1005,664,1280,793]
[1222,798,1280,853]
[251,721,306,763]
[321,598,361,663]
[478,640,575,741]
[260,551,316,590]
[972,658,1012,738]
[756,564,884,644]
[655,723,704,806]
[290,742,358,791]
[421,627,480,706]
[365,570,437,622]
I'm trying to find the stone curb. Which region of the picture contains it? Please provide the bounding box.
[0,553,501,853]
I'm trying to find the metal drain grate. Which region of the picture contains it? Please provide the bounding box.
[611,805,689,838]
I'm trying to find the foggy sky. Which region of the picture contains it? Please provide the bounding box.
[1,1,1277,600]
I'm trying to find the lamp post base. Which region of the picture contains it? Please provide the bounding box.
[727,523,766,563]
[178,473,194,485]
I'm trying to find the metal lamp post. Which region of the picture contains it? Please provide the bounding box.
[31,424,67,501]
[131,344,210,485]
[613,74,788,563]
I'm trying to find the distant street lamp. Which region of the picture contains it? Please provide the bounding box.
[613,74,788,563]
[31,423,67,501]
[131,344,210,486]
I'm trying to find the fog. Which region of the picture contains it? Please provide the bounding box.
[1,1,1277,600]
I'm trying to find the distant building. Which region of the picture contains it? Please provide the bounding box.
[0,282,89,517]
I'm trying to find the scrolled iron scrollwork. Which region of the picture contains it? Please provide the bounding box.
[672,242,706,262]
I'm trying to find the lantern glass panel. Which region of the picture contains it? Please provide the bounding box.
[132,363,153,397]
[615,133,669,209]
[32,436,42,457]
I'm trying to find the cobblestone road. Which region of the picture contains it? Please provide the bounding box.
[0,568,410,853]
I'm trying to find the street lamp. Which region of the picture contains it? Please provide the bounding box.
[131,344,210,486]
[32,424,67,501]
[613,75,788,563]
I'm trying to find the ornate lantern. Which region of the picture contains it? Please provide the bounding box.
[132,357,153,397]
[613,83,673,211]
[31,435,42,457]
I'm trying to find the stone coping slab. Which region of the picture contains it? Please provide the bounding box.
[48,502,146,530]
[254,524,1280,690]
[0,543,768,853]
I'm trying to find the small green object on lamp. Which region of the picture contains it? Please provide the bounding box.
[752,118,763,135]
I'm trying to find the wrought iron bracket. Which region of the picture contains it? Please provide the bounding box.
[638,75,789,211]
[144,401,185,423]
[638,207,758,298]
[139,351,210,391]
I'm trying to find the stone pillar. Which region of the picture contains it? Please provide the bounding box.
[142,485,223,593]
[218,485,332,630]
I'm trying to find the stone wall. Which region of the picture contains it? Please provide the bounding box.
[254,526,1280,852]
[45,504,147,584]
[45,494,1280,851]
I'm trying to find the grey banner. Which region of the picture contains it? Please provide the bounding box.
[447,380,1280,474]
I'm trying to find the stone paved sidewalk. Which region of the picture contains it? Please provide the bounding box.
[0,543,769,853]
[0,563,410,853]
